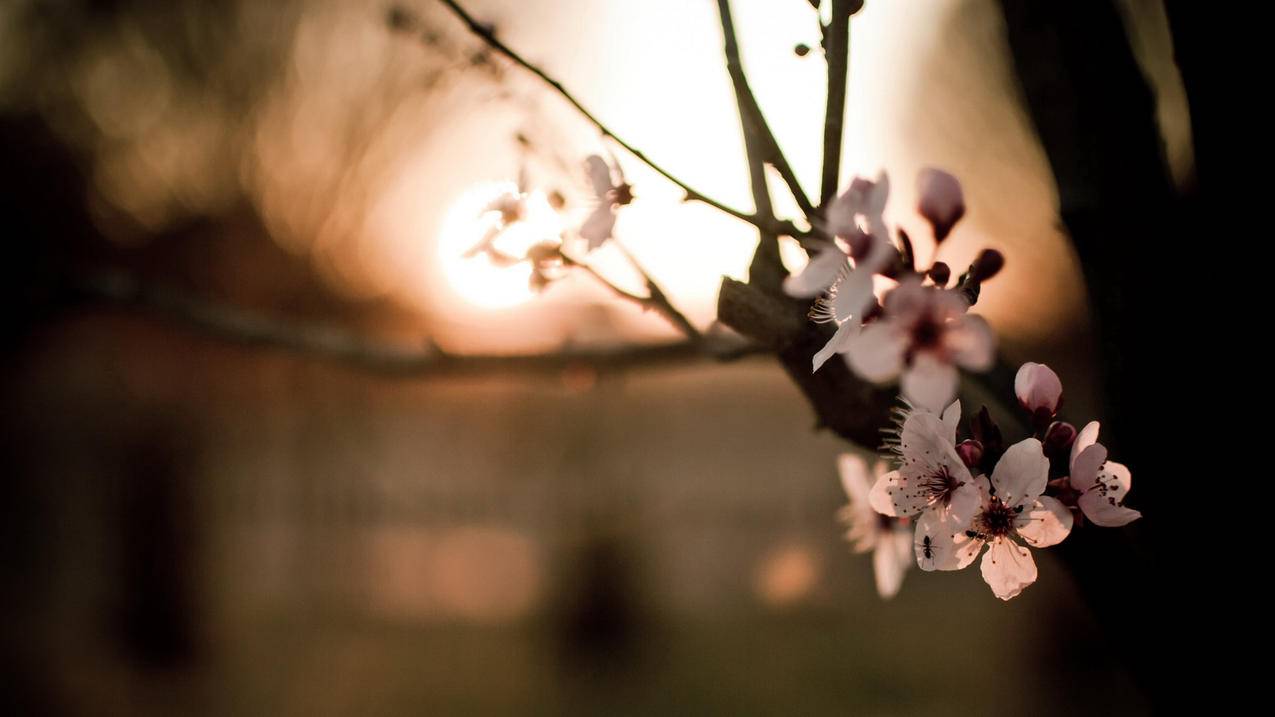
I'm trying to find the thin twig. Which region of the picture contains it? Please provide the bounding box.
[819,0,854,208]
[432,0,804,238]
[713,1,816,220]
[715,0,790,294]
[559,247,701,341]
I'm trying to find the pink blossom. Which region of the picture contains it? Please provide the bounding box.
[843,280,995,411]
[1066,421,1142,527]
[923,438,1072,600]
[838,454,913,599]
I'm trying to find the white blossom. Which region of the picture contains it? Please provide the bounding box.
[838,454,912,599]
[869,401,983,573]
[924,438,1072,600]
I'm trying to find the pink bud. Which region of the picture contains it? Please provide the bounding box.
[956,440,984,470]
[1015,362,1063,416]
[917,168,965,242]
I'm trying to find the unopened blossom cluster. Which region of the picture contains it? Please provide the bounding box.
[787,168,1003,413]
[837,362,1142,600]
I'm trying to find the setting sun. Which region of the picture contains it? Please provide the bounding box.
[435,181,565,310]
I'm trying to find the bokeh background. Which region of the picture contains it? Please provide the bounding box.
[2,0,1188,714]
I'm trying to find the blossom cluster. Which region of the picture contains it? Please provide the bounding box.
[464,154,632,291]
[787,169,1003,412]
[837,362,1141,600]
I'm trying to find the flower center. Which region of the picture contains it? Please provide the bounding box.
[917,466,961,506]
[974,498,1019,538]
[911,315,943,349]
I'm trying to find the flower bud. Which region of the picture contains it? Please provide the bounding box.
[1014,362,1063,417]
[970,249,1004,283]
[956,439,984,470]
[917,168,965,243]
[1043,421,1077,459]
[927,261,951,287]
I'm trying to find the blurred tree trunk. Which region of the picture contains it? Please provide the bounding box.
[998,0,1199,707]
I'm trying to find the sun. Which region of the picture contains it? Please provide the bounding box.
[435,182,565,310]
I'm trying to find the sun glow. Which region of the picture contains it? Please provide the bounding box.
[435,181,565,310]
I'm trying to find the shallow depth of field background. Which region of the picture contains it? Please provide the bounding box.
[2,1,1183,714]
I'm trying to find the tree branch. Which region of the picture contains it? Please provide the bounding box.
[559,246,701,341]
[819,0,854,208]
[70,272,753,376]
[430,0,804,239]
[713,1,816,220]
[716,0,787,294]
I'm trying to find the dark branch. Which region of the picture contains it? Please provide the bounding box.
[716,0,787,293]
[714,1,816,220]
[560,246,701,342]
[72,272,753,376]
[819,0,854,208]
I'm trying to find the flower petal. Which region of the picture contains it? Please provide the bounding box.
[980,537,1037,600]
[1068,443,1107,492]
[584,155,614,198]
[946,314,996,372]
[812,320,860,373]
[845,321,906,383]
[832,269,877,323]
[579,204,615,249]
[1078,460,1141,527]
[1070,420,1101,468]
[869,468,929,517]
[783,246,847,298]
[940,400,961,443]
[837,454,873,506]
[874,527,912,598]
[902,353,959,413]
[946,481,982,529]
[1014,362,1063,415]
[1015,496,1073,547]
[898,410,972,487]
[915,509,982,572]
[990,438,1049,506]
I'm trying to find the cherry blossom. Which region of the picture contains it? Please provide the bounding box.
[579,154,633,250]
[1065,421,1142,527]
[924,438,1072,600]
[844,280,995,412]
[787,173,898,372]
[837,454,912,599]
[869,401,981,560]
